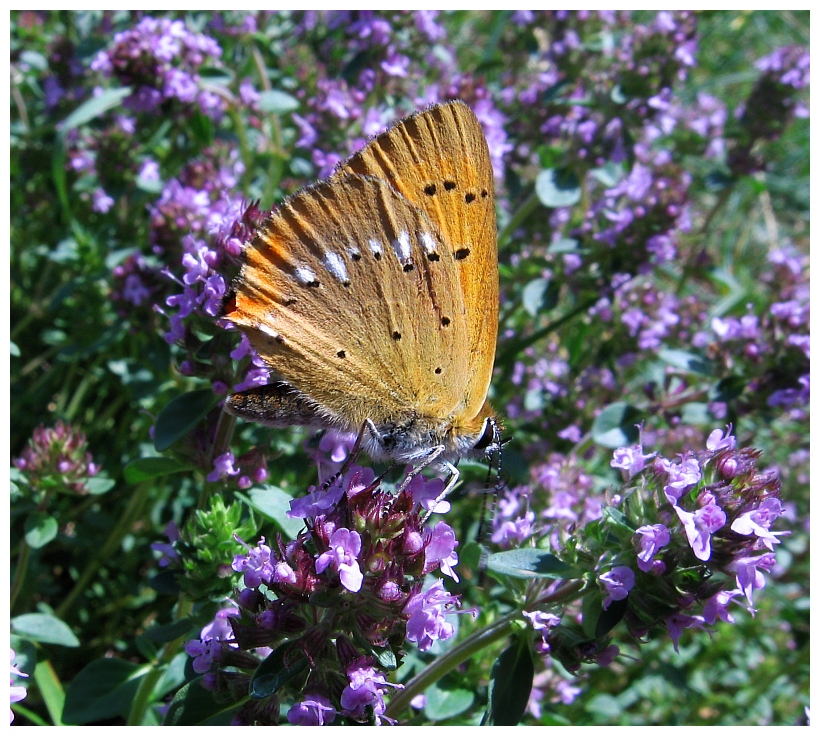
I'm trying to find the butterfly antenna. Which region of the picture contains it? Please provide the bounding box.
[476,422,505,546]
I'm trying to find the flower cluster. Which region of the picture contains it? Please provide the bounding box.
[490,427,785,680]
[90,16,224,117]
[183,464,472,725]
[13,421,100,495]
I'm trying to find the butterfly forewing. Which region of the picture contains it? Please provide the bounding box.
[333,101,498,423]
[226,175,472,433]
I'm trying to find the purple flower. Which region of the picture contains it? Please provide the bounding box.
[381,49,411,77]
[288,480,346,520]
[185,638,222,674]
[10,650,28,724]
[659,454,702,505]
[728,552,777,609]
[674,501,726,561]
[232,536,275,589]
[702,589,742,625]
[523,610,561,631]
[92,188,115,213]
[287,694,337,726]
[207,452,241,482]
[408,474,449,514]
[706,427,736,452]
[315,528,363,592]
[599,566,635,609]
[611,443,655,477]
[424,521,459,581]
[200,607,240,642]
[730,498,786,550]
[404,579,469,651]
[151,521,181,568]
[340,659,402,723]
[665,612,706,652]
[634,524,670,573]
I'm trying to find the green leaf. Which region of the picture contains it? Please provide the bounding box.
[590,161,624,187]
[591,402,642,449]
[154,389,216,452]
[33,659,66,726]
[535,167,582,208]
[423,681,475,721]
[258,89,300,114]
[483,636,534,726]
[189,110,214,146]
[24,512,58,548]
[11,613,80,647]
[522,277,556,317]
[249,642,308,699]
[245,485,304,539]
[10,340,20,357]
[709,376,746,403]
[124,457,191,484]
[486,548,578,580]
[657,348,713,376]
[595,596,628,638]
[546,237,579,254]
[84,476,115,495]
[143,618,197,644]
[164,677,239,726]
[59,87,132,132]
[62,659,142,724]
[681,402,712,426]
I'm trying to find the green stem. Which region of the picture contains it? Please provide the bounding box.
[126,599,194,726]
[497,191,540,250]
[200,408,236,511]
[384,611,519,720]
[55,481,151,620]
[385,579,586,721]
[10,539,31,613]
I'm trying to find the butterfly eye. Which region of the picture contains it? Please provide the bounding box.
[473,417,497,451]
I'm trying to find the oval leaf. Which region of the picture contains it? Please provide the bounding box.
[84,476,115,495]
[483,636,534,726]
[11,613,80,647]
[258,89,300,114]
[154,389,217,452]
[535,167,582,208]
[62,658,142,724]
[423,682,475,721]
[164,677,238,726]
[522,278,552,317]
[246,486,304,539]
[24,512,58,548]
[249,642,308,699]
[591,402,642,449]
[486,549,578,580]
[59,87,132,132]
[658,348,713,376]
[124,457,192,485]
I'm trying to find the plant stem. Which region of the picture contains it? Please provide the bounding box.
[384,611,519,721]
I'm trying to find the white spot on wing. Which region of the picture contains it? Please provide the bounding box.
[294,266,317,285]
[258,323,278,339]
[393,231,412,261]
[324,252,349,283]
[420,232,437,255]
[368,239,383,257]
